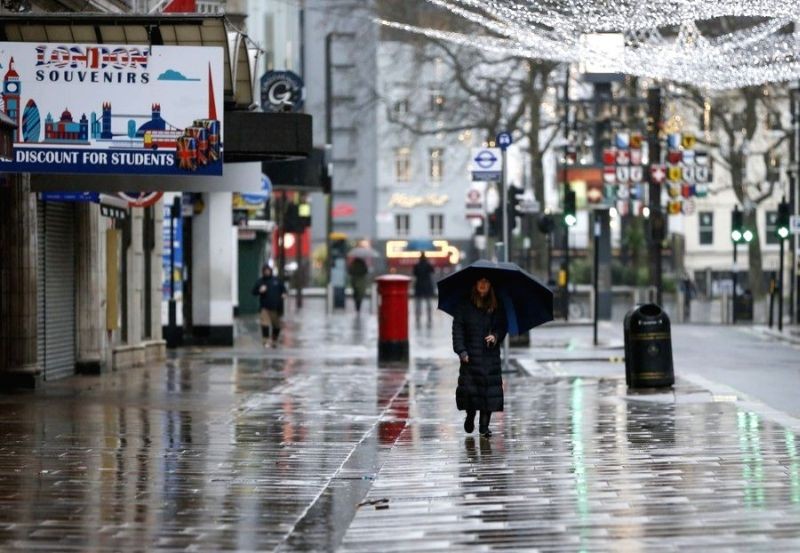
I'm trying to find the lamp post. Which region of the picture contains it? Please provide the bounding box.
[324,31,354,312]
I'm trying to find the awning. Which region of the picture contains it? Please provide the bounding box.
[262,147,331,192]
[0,13,257,109]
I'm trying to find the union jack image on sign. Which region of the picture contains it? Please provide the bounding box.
[0,42,224,176]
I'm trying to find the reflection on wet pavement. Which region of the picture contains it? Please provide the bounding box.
[0,301,798,551]
[0,308,408,552]
[342,370,800,551]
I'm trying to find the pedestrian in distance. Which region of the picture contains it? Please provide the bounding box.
[252,264,287,348]
[452,277,507,437]
[413,252,435,325]
[348,257,370,313]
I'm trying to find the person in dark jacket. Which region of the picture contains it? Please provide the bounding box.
[452,277,507,437]
[413,252,435,324]
[251,264,287,348]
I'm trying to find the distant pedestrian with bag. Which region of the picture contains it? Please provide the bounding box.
[252,264,287,348]
[348,257,370,313]
[413,252,435,324]
[452,277,507,437]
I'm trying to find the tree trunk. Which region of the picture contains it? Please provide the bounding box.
[526,84,548,278]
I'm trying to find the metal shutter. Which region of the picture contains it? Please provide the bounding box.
[36,200,44,371]
[36,200,77,381]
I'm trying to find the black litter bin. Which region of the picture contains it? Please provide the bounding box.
[623,303,674,388]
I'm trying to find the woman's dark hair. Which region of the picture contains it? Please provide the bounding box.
[470,279,497,312]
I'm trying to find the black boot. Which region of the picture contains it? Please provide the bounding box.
[479,411,492,437]
[271,326,281,348]
[464,410,476,434]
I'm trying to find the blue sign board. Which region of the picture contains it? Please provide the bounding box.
[496,131,513,150]
[260,71,305,113]
[40,191,99,202]
[162,203,183,302]
[470,147,502,181]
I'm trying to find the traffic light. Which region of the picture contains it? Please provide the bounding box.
[563,188,577,226]
[488,206,502,237]
[284,201,311,232]
[776,200,790,240]
[537,214,555,234]
[731,207,743,243]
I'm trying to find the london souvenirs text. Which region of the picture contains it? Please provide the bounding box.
[0,42,224,176]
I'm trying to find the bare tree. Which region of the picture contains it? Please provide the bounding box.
[679,83,790,295]
[374,0,560,272]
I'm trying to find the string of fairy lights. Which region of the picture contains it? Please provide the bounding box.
[379,0,800,89]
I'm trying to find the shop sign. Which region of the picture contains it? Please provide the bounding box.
[388,193,449,208]
[0,42,224,176]
[260,70,305,112]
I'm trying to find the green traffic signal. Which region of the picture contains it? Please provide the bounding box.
[776,201,790,240]
[564,188,576,227]
[731,207,744,243]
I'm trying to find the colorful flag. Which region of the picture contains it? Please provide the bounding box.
[682,165,695,182]
[667,165,682,182]
[603,166,616,184]
[630,166,644,182]
[667,133,681,149]
[667,150,683,164]
[695,166,710,183]
[630,132,643,149]
[602,148,616,166]
[616,166,630,183]
[615,132,630,149]
[616,149,630,166]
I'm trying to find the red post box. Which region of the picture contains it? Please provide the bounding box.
[375,274,411,362]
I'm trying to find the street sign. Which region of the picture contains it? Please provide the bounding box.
[650,165,666,183]
[518,199,540,213]
[465,187,483,210]
[496,131,513,151]
[470,148,502,181]
[790,215,800,234]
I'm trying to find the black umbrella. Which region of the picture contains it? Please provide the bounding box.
[437,260,553,334]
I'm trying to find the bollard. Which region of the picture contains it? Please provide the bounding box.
[623,303,674,388]
[376,275,411,362]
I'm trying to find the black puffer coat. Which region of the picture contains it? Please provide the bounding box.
[452,300,508,412]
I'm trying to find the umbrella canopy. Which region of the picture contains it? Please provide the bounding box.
[347,246,379,260]
[437,260,553,335]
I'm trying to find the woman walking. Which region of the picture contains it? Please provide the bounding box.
[252,264,287,348]
[452,277,507,437]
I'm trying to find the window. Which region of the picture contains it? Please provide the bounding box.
[395,214,410,237]
[395,147,411,182]
[429,213,444,237]
[430,89,445,113]
[429,148,444,182]
[766,210,779,245]
[698,211,713,245]
[393,99,409,115]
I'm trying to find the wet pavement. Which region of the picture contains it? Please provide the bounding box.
[0,298,798,551]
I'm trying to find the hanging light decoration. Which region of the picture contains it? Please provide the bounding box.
[378,0,800,89]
